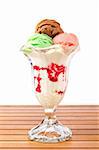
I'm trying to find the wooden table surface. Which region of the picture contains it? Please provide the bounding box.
[0,105,99,150]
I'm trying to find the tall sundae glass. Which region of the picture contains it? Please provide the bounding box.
[21,41,79,142]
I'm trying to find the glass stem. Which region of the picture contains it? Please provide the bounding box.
[44,108,57,124]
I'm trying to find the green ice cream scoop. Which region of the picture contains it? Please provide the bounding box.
[22,33,53,54]
[27,33,53,48]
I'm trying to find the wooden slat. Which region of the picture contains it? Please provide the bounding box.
[0,135,99,141]
[0,105,98,110]
[0,109,97,112]
[0,141,99,148]
[0,124,98,130]
[0,112,98,117]
[0,120,97,125]
[0,149,97,150]
[0,105,98,150]
[0,129,98,135]
[0,116,98,121]
[0,104,97,106]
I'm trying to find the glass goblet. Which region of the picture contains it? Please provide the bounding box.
[21,44,79,143]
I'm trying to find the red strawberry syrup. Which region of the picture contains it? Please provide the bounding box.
[34,74,41,93]
[33,63,66,93]
[55,90,64,95]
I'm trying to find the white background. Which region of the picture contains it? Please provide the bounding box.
[0,0,98,105]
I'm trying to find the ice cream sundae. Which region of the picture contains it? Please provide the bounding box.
[21,19,79,143]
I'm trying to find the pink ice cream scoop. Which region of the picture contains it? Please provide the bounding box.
[53,33,79,54]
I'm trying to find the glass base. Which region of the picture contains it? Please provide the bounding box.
[28,117,72,143]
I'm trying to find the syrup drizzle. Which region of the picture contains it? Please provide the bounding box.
[47,63,65,82]
[34,74,42,93]
[55,90,64,95]
[33,63,66,93]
